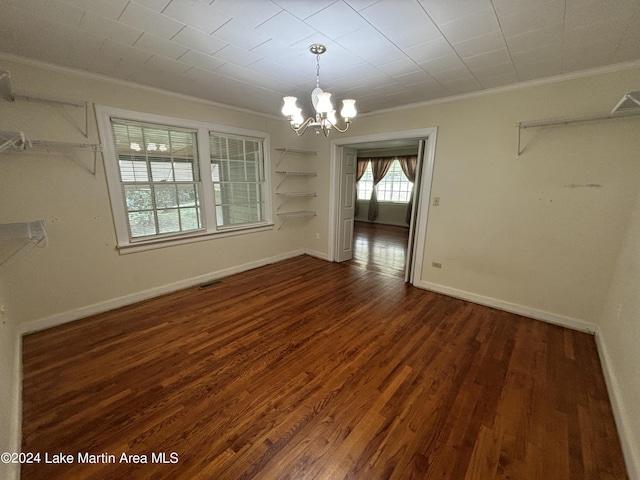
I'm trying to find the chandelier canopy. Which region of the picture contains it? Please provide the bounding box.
[281,44,357,137]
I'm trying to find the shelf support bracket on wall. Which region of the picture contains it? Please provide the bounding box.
[516,108,640,158]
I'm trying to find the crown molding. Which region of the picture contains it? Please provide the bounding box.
[364,60,640,117]
[0,52,282,121]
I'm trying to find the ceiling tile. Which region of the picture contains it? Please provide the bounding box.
[213,0,282,28]
[343,0,382,11]
[420,54,466,75]
[255,10,318,46]
[271,0,338,20]
[118,1,185,39]
[178,49,227,71]
[180,66,223,83]
[8,0,84,28]
[144,54,191,76]
[162,0,231,35]
[496,2,565,38]
[61,0,128,20]
[334,25,406,65]
[79,11,143,45]
[452,31,506,59]
[377,58,422,77]
[462,48,512,71]
[212,19,271,51]
[438,8,501,44]
[99,39,154,64]
[172,27,227,55]
[134,32,189,59]
[405,38,456,64]
[428,66,475,84]
[419,0,494,24]
[359,0,442,48]
[213,44,262,67]
[304,2,370,38]
[504,24,563,54]
[130,0,172,12]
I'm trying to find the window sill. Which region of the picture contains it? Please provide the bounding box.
[116,224,274,254]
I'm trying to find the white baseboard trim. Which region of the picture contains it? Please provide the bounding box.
[416,281,597,334]
[594,332,639,480]
[20,250,305,335]
[304,249,329,261]
[5,329,22,480]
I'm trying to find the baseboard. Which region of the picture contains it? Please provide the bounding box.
[416,281,597,334]
[595,331,639,480]
[2,329,22,480]
[20,250,305,335]
[304,249,329,261]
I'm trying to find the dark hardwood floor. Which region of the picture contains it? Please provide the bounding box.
[348,221,409,278]
[21,255,627,479]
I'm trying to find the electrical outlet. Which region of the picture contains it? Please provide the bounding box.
[315,233,320,240]
[432,262,442,268]
[432,196,440,206]
[0,305,6,324]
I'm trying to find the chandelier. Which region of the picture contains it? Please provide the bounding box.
[281,44,357,137]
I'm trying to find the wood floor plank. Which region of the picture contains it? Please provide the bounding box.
[20,255,628,479]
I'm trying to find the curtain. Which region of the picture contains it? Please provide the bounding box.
[398,155,418,224]
[367,157,394,221]
[354,159,370,216]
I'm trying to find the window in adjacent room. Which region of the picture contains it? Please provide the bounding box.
[97,106,272,253]
[357,159,412,203]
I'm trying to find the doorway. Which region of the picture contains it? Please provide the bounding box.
[329,128,437,285]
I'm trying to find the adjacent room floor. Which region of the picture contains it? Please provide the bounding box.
[20,253,627,479]
[348,221,409,278]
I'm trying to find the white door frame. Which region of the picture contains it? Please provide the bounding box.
[328,127,438,284]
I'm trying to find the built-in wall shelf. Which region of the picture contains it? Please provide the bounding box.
[275,147,317,167]
[275,170,317,189]
[275,148,318,229]
[0,131,102,174]
[0,220,47,267]
[276,211,317,230]
[276,191,317,211]
[516,91,640,157]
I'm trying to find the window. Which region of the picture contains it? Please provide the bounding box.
[357,159,413,203]
[97,107,271,253]
[210,134,265,228]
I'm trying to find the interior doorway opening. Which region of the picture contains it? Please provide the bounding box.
[329,127,437,286]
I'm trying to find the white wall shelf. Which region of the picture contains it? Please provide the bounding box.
[274,148,318,229]
[516,95,640,157]
[0,220,47,267]
[276,191,317,211]
[275,147,316,167]
[276,211,317,230]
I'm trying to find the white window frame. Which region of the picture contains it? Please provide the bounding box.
[96,106,272,254]
[357,159,413,204]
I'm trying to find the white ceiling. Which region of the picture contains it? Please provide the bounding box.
[0,0,638,117]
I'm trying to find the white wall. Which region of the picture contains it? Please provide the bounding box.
[597,187,640,479]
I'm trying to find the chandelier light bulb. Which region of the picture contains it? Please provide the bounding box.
[282,96,298,117]
[341,99,357,120]
[316,91,333,115]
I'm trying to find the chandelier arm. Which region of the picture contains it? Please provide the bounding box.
[290,116,315,136]
[321,117,352,134]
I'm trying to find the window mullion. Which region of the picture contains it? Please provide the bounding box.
[198,127,216,231]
